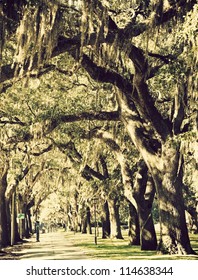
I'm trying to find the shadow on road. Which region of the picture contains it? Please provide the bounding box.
[16,231,90,260]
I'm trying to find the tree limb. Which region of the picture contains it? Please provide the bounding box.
[0,116,26,126]
[0,0,196,86]
[52,140,106,181]
[44,110,120,134]
[119,0,197,39]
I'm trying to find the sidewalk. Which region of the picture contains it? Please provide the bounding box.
[16,230,90,260]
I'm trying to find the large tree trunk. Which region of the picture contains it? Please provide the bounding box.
[70,191,81,232]
[81,217,87,234]
[17,194,25,239]
[140,176,157,251]
[151,142,194,254]
[9,192,21,245]
[81,203,87,234]
[134,160,157,250]
[13,193,20,243]
[0,194,9,247]
[6,198,11,245]
[0,163,9,248]
[108,198,123,239]
[26,209,33,235]
[81,204,92,234]
[101,201,111,239]
[131,131,193,254]
[86,206,92,234]
[128,201,140,245]
[116,86,194,254]
[24,205,32,238]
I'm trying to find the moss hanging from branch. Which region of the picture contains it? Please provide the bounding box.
[12,0,59,78]
[80,0,109,57]
[182,4,198,101]
[80,1,135,78]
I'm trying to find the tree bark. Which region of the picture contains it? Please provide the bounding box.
[152,142,194,254]
[6,197,11,245]
[86,206,92,234]
[108,198,123,239]
[101,201,111,239]
[0,162,9,248]
[26,209,32,236]
[17,194,25,239]
[133,160,157,250]
[80,202,87,234]
[81,216,87,234]
[116,88,194,254]
[128,201,140,245]
[141,177,157,251]
[81,204,91,234]
[24,205,32,238]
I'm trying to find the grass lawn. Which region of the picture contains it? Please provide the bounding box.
[64,229,198,260]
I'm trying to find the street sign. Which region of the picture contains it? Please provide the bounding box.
[17,213,25,219]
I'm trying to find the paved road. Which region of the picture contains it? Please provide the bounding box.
[16,231,90,260]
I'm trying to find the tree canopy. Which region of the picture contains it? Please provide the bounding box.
[0,0,197,255]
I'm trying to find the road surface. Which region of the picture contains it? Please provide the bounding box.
[16,230,90,260]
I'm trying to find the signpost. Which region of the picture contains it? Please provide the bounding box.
[93,198,98,245]
[18,213,25,219]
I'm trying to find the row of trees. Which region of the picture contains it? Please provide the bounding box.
[0,0,197,254]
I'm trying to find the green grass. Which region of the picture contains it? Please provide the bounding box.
[64,229,198,260]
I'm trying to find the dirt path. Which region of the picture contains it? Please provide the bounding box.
[1,231,90,260]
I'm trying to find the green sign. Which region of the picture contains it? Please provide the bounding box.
[18,213,25,219]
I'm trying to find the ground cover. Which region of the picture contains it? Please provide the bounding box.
[64,230,198,260]
[0,229,198,260]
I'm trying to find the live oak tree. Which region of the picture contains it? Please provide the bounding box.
[0,0,197,254]
[89,126,157,249]
[0,111,67,246]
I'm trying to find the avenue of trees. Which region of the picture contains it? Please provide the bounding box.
[0,0,197,255]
